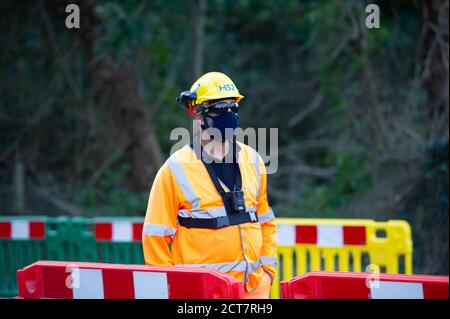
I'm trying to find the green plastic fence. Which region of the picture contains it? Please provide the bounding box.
[0,216,145,298]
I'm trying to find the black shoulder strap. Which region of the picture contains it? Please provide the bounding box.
[202,158,227,197]
[232,139,243,191]
[189,142,243,197]
[234,163,242,191]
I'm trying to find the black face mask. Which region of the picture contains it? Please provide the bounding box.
[202,111,239,142]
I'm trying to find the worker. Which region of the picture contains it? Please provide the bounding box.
[142,72,277,299]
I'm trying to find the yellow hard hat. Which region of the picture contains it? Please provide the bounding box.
[177,72,244,116]
[190,71,244,105]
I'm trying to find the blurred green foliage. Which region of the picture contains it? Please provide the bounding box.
[306,150,373,214]
[74,163,148,217]
[399,140,449,274]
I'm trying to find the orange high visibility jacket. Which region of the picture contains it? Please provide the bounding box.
[142,141,277,291]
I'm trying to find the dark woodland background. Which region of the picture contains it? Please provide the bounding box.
[0,0,448,274]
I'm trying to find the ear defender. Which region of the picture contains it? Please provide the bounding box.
[176,91,198,116]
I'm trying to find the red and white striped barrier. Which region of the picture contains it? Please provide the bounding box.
[281,271,449,299]
[277,224,366,246]
[95,221,143,242]
[17,261,245,299]
[0,220,45,240]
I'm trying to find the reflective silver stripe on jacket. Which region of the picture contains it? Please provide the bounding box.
[178,206,227,219]
[178,206,257,220]
[142,224,177,237]
[176,260,262,273]
[258,208,275,224]
[249,147,261,197]
[259,256,277,268]
[167,153,201,210]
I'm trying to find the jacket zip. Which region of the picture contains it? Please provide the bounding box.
[238,224,259,293]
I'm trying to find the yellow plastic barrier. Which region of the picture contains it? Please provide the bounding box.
[271,218,413,298]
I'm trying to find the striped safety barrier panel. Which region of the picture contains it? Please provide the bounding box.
[278,224,367,246]
[271,218,413,298]
[0,220,46,240]
[17,261,245,299]
[0,216,414,299]
[280,271,449,299]
[94,221,143,242]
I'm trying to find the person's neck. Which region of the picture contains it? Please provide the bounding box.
[201,138,230,161]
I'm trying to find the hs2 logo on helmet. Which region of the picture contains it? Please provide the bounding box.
[218,84,236,92]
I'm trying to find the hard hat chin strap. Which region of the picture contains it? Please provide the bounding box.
[200,106,210,130]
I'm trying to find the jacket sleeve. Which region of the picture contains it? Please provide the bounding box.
[256,157,277,282]
[142,163,179,266]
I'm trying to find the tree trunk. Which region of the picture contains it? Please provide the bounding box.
[13,154,25,212]
[97,60,164,190]
[191,0,206,78]
[421,0,449,139]
[65,0,164,190]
